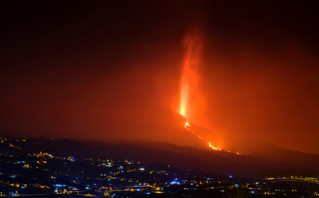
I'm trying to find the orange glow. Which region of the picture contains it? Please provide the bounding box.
[178,30,221,151]
[178,30,238,154]
[178,30,203,119]
[184,121,190,128]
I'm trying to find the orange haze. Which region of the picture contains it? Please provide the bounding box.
[178,30,205,125]
[1,1,319,154]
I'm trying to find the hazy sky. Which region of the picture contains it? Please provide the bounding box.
[1,0,319,153]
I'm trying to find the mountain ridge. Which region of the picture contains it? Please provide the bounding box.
[3,136,319,178]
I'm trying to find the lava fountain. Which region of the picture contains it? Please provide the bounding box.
[178,30,222,151]
[179,30,202,118]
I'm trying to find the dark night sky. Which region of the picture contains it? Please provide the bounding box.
[1,1,319,153]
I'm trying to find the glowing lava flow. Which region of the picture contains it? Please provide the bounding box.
[178,30,222,151]
[184,122,222,151]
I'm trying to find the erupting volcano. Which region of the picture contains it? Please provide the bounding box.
[178,30,222,151]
